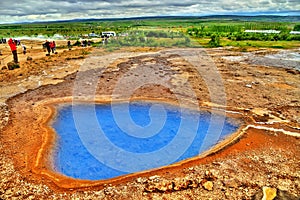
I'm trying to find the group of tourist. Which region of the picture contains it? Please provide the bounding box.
[3,37,94,67]
[5,38,58,64]
[0,38,7,44]
[43,40,56,55]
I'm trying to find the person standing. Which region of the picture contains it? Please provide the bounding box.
[50,41,56,53]
[21,44,27,55]
[8,38,18,63]
[44,40,51,55]
[67,40,71,50]
[52,41,56,53]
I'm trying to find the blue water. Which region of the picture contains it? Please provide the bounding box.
[52,101,240,180]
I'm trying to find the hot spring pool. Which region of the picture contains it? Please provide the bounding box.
[52,101,240,180]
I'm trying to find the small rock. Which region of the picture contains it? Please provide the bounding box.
[223,179,239,188]
[189,180,199,188]
[205,170,217,181]
[144,183,156,193]
[157,180,173,192]
[149,175,160,181]
[142,192,148,196]
[136,177,144,183]
[285,69,298,75]
[5,189,13,195]
[7,62,20,70]
[245,84,252,88]
[173,179,182,191]
[27,56,33,61]
[262,186,277,200]
[203,181,213,191]
[180,179,191,189]
[244,108,251,112]
[188,167,194,171]
[212,161,222,166]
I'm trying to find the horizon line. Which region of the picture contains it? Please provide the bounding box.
[1,12,300,25]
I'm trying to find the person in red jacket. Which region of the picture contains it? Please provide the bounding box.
[8,38,18,63]
[50,41,56,53]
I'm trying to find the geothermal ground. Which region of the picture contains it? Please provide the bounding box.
[0,43,299,199]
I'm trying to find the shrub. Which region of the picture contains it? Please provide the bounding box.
[294,24,300,31]
[208,34,221,47]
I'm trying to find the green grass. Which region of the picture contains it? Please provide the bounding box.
[103,35,192,49]
[0,16,299,51]
[0,16,298,38]
[221,39,300,49]
[192,38,300,49]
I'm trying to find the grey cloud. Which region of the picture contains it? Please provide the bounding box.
[0,0,299,23]
[271,0,288,3]
[260,1,271,5]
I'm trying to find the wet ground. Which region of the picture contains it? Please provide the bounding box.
[0,46,299,199]
[221,48,300,71]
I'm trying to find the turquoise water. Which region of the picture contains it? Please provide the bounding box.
[52,101,239,180]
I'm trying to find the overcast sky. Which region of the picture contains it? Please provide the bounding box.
[0,0,299,24]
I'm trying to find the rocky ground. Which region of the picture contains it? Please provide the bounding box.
[0,44,299,199]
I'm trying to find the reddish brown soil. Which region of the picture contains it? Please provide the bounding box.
[0,45,299,199]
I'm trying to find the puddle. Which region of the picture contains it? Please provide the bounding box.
[51,101,240,180]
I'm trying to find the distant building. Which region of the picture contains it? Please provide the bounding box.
[53,34,64,39]
[244,30,281,34]
[88,33,99,37]
[101,31,116,37]
[290,31,300,35]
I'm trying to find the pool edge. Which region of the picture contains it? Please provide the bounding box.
[31,95,248,190]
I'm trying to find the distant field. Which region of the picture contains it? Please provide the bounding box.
[194,38,300,49]
[0,16,299,49]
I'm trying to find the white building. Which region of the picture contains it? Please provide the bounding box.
[244,30,281,34]
[88,33,99,37]
[290,31,300,35]
[101,31,116,37]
